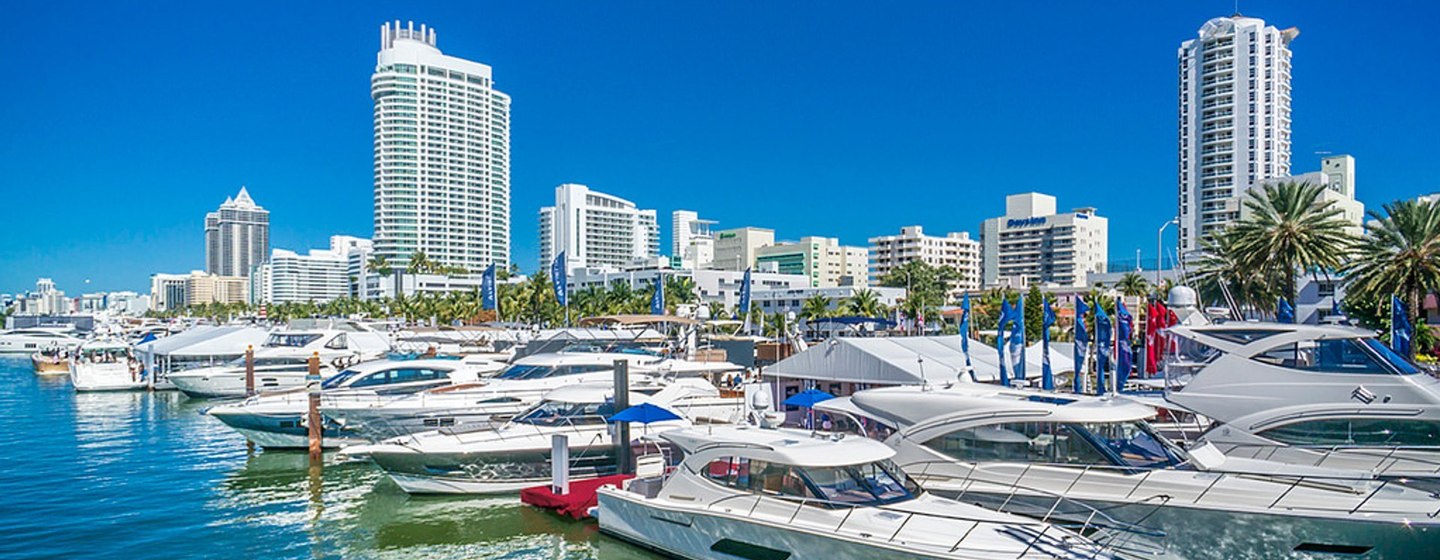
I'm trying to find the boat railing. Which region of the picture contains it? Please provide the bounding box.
[701,490,1129,558]
[899,458,1440,520]
[1207,441,1440,478]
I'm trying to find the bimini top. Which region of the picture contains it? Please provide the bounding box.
[664,425,894,468]
[836,384,1159,433]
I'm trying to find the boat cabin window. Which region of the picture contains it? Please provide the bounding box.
[701,456,919,506]
[494,363,611,380]
[924,421,1180,469]
[1252,338,1413,374]
[512,400,616,427]
[326,367,449,389]
[265,333,322,348]
[1201,329,1289,344]
[324,334,348,350]
[1259,418,1440,447]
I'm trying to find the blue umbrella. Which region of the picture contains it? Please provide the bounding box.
[783,388,835,408]
[608,402,682,424]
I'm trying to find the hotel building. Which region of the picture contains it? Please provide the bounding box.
[980,193,1108,288]
[204,187,269,279]
[538,183,660,271]
[755,237,868,288]
[868,226,982,295]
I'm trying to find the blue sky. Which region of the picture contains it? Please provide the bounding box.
[2,1,1436,294]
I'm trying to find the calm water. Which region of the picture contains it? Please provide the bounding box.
[0,357,661,560]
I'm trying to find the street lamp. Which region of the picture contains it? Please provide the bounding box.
[1157,218,1179,285]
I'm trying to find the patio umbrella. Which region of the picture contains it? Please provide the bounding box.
[609,402,683,424]
[783,388,835,429]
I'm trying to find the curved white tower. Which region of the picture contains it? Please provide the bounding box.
[372,21,511,272]
[1178,15,1296,256]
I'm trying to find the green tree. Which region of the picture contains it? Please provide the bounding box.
[1342,198,1440,356]
[800,293,832,321]
[573,285,608,319]
[706,301,727,322]
[664,275,699,309]
[1191,229,1281,315]
[844,288,885,317]
[366,255,392,276]
[1116,272,1149,298]
[1024,285,1045,342]
[880,260,960,328]
[1227,181,1356,306]
[406,251,434,275]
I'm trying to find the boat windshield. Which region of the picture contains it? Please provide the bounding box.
[702,456,919,507]
[1077,422,1183,469]
[1363,338,1420,375]
[264,333,322,348]
[924,420,1182,470]
[494,363,611,380]
[512,400,616,427]
[322,369,362,390]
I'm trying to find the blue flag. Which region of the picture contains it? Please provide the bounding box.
[1074,297,1089,394]
[651,277,666,315]
[1392,295,1413,358]
[1116,300,1134,391]
[1042,297,1056,391]
[1277,298,1295,324]
[996,298,1012,386]
[550,252,568,306]
[1095,301,1112,396]
[480,264,497,311]
[1331,297,1342,317]
[1012,292,1026,382]
[960,292,975,382]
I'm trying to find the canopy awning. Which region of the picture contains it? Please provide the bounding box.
[135,325,270,357]
[766,335,1074,386]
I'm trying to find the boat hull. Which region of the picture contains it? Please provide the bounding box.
[169,370,311,399]
[209,410,366,449]
[369,444,622,495]
[70,363,147,391]
[31,354,69,375]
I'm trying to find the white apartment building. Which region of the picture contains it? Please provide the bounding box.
[150,273,189,312]
[713,227,775,272]
[1179,15,1297,255]
[539,183,659,271]
[1255,154,1364,236]
[756,237,868,288]
[752,286,907,318]
[205,186,269,278]
[567,267,811,311]
[254,236,373,304]
[13,278,70,316]
[868,226,982,294]
[981,193,1108,288]
[672,210,716,270]
[372,21,511,273]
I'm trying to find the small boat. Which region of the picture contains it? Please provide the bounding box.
[70,338,146,391]
[350,378,737,494]
[167,323,391,398]
[205,357,503,449]
[596,413,1123,559]
[0,327,82,354]
[31,348,70,375]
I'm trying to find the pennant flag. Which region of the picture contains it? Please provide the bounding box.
[960,293,975,381]
[1331,297,1342,317]
[651,277,666,315]
[1095,301,1112,396]
[1144,301,1160,376]
[738,267,752,318]
[550,252,568,306]
[1277,298,1295,324]
[1042,297,1056,391]
[1117,300,1134,391]
[996,298,1013,386]
[480,264,497,311]
[1392,295,1413,358]
[1011,292,1026,382]
[1074,297,1089,394]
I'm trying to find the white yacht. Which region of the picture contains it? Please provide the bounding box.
[323,351,744,440]
[70,338,146,391]
[166,323,391,398]
[347,378,740,494]
[0,327,82,354]
[827,384,1440,559]
[596,422,1122,560]
[1161,320,1440,478]
[206,357,503,449]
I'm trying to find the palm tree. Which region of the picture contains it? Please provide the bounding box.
[1227,181,1356,304]
[844,288,885,317]
[665,276,699,307]
[406,251,434,275]
[1191,229,1280,315]
[367,255,392,277]
[573,285,608,319]
[706,301,727,321]
[1116,272,1149,298]
[1343,198,1440,342]
[800,293,832,321]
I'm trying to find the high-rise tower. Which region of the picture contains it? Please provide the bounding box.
[1178,15,1296,256]
[372,21,511,273]
[205,186,269,278]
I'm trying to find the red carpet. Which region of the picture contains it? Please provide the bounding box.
[520,475,634,519]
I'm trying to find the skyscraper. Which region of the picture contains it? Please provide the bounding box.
[539,183,659,271]
[205,186,269,278]
[672,210,716,270]
[372,21,511,273]
[1178,15,1296,256]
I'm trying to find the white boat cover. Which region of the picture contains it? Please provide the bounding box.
[765,335,1074,386]
[135,325,270,358]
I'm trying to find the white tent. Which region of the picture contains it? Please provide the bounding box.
[135,325,271,386]
[765,335,1074,386]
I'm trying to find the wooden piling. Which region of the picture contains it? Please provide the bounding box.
[613,359,632,475]
[307,352,323,463]
[244,345,255,397]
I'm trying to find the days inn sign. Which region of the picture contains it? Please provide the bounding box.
[1006,217,1048,228]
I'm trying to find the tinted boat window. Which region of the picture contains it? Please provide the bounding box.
[923,422,1109,466]
[1253,339,1392,374]
[1202,329,1289,344]
[1260,418,1440,447]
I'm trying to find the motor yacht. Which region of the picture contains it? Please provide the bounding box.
[31,347,70,375]
[70,337,146,391]
[1160,321,1440,478]
[166,323,391,398]
[348,378,740,494]
[596,421,1122,560]
[827,384,1440,559]
[206,357,504,449]
[0,327,82,354]
[323,351,744,441]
